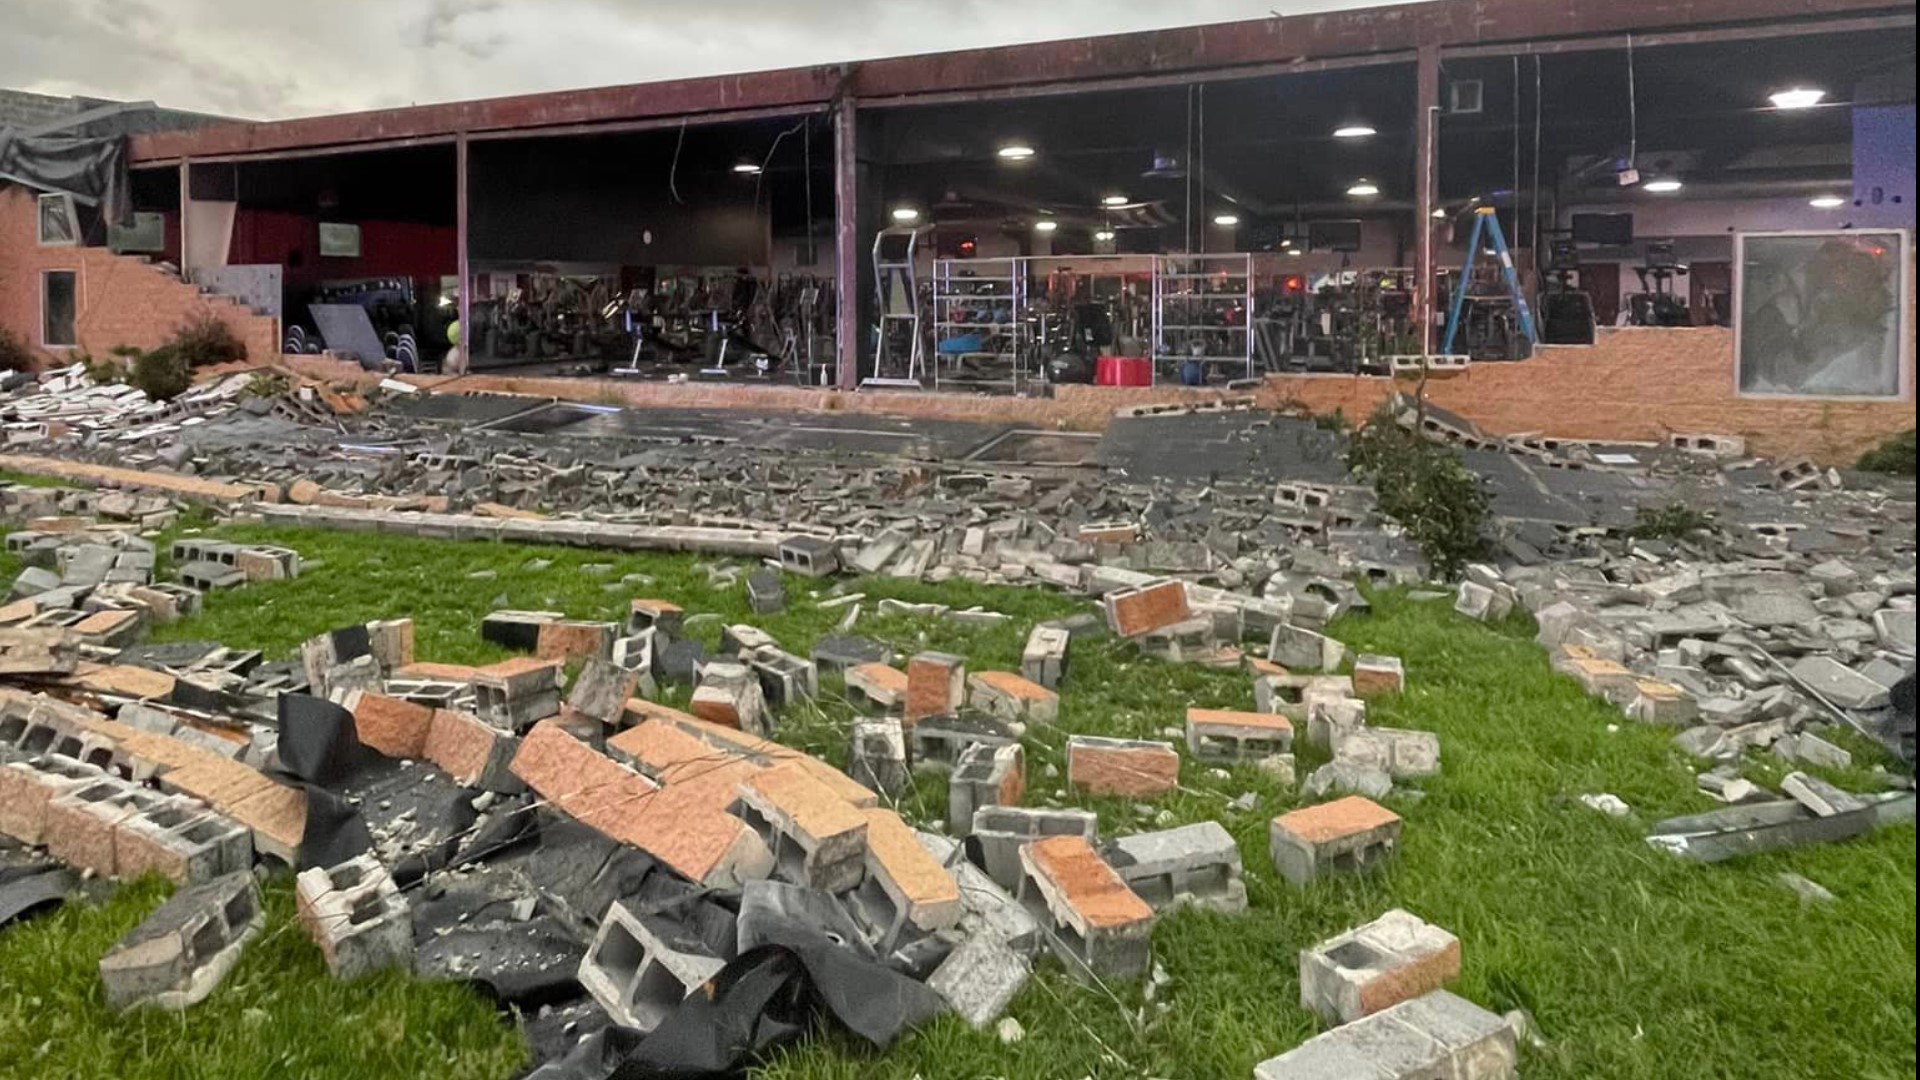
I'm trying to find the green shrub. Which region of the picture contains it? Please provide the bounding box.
[245,370,291,399]
[171,313,248,368]
[1857,429,1916,476]
[127,345,191,401]
[0,325,34,372]
[1347,401,1490,580]
[1629,503,1715,540]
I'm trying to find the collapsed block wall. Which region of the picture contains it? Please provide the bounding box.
[0,186,282,367]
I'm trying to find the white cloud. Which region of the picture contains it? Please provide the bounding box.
[1,0,1394,120]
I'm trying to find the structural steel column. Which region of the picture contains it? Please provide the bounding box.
[455,132,471,375]
[1416,44,1439,356]
[177,159,190,279]
[833,98,859,390]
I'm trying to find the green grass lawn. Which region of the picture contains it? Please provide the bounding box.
[2,522,1914,1080]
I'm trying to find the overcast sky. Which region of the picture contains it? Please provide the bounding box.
[3,0,1394,121]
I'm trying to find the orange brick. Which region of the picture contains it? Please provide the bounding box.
[1022,835,1154,930]
[346,691,434,760]
[1066,736,1180,798]
[1105,579,1190,637]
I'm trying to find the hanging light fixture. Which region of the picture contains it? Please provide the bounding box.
[1347,180,1380,197]
[1102,195,1130,207]
[1034,219,1058,233]
[732,162,763,175]
[1094,229,1116,242]
[1768,87,1826,110]
[997,143,1037,161]
[891,207,921,223]
[1809,194,1847,209]
[1332,124,1377,139]
[1643,178,1684,193]
[1213,213,1240,227]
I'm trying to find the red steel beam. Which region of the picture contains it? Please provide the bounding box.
[129,0,1903,165]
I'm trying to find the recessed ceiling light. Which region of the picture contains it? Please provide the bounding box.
[732,162,763,175]
[1102,195,1130,207]
[1347,180,1380,197]
[1094,230,1116,242]
[891,207,921,223]
[1213,214,1240,226]
[1333,124,1377,139]
[1769,87,1826,110]
[997,144,1036,160]
[1643,178,1684,193]
[1809,195,1847,209]
[1034,219,1058,232]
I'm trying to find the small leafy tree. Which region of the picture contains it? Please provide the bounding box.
[171,313,248,368]
[1347,400,1491,580]
[1857,429,1916,476]
[127,345,191,401]
[0,326,34,372]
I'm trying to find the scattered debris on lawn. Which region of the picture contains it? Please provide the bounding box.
[0,382,1913,1078]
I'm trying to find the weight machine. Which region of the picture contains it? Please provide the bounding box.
[865,226,928,388]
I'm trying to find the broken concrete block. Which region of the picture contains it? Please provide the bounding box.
[471,658,564,731]
[422,709,519,792]
[1781,772,1868,818]
[578,901,726,1033]
[810,633,893,673]
[916,829,1043,955]
[1022,625,1070,690]
[905,651,966,725]
[747,647,816,709]
[927,933,1030,1030]
[1017,835,1155,981]
[1066,735,1179,798]
[480,609,562,651]
[845,663,908,712]
[732,761,868,893]
[1332,726,1442,779]
[1300,909,1461,1024]
[295,854,412,979]
[1256,673,1351,714]
[365,618,414,672]
[536,619,616,663]
[848,806,961,948]
[1103,579,1191,638]
[1352,655,1405,699]
[1627,678,1698,726]
[1269,623,1350,672]
[777,535,839,578]
[111,798,251,885]
[611,627,656,675]
[909,711,1017,772]
[1270,796,1402,887]
[1186,708,1294,764]
[627,599,685,637]
[689,661,769,735]
[1253,990,1517,1080]
[1454,580,1499,622]
[1774,731,1853,771]
[972,805,1100,893]
[234,545,300,582]
[1303,760,1394,801]
[98,871,262,1011]
[342,690,434,760]
[746,568,786,616]
[566,659,639,727]
[1103,820,1246,915]
[967,670,1059,725]
[847,717,908,796]
[1789,655,1892,710]
[948,742,1026,835]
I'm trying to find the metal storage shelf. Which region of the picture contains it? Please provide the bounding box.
[933,256,1029,390]
[1151,253,1254,383]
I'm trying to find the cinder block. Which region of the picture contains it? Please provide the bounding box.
[778,535,839,578]
[915,829,1043,955]
[342,690,434,760]
[1066,735,1180,799]
[972,805,1099,892]
[1103,579,1190,637]
[1017,835,1155,982]
[365,618,415,671]
[45,778,163,877]
[294,854,412,979]
[1270,797,1402,887]
[422,709,520,792]
[1103,821,1247,915]
[471,657,564,731]
[746,568,785,616]
[1352,655,1405,699]
[968,670,1060,725]
[627,599,684,637]
[536,619,616,663]
[98,871,262,1011]
[1332,726,1442,779]
[1021,625,1070,689]
[112,797,251,884]
[732,761,868,893]
[689,661,769,735]
[567,659,639,726]
[1269,623,1350,671]
[578,902,727,1032]
[845,663,908,712]
[927,933,1030,1030]
[905,651,967,725]
[1255,673,1351,715]
[947,742,1026,835]
[234,545,300,582]
[909,711,1018,773]
[480,609,561,651]
[1186,708,1294,763]
[1253,990,1517,1080]
[1300,909,1462,1024]
[847,806,960,949]
[847,716,908,796]
[0,754,106,846]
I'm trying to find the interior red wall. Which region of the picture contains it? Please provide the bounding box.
[227,209,455,289]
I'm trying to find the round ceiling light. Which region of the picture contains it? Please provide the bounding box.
[1809,195,1847,209]
[1213,214,1241,226]
[1034,219,1058,232]
[1347,180,1380,197]
[997,144,1037,160]
[1643,178,1684,193]
[891,207,921,223]
[1769,87,1826,110]
[1333,124,1377,139]
[1102,195,1130,207]
[732,162,763,175]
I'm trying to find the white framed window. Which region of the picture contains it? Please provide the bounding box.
[37,193,80,247]
[42,270,78,348]
[1735,229,1911,400]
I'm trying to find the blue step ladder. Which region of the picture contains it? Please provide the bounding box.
[1440,207,1538,357]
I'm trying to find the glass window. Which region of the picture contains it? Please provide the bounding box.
[43,271,78,347]
[1736,231,1909,399]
